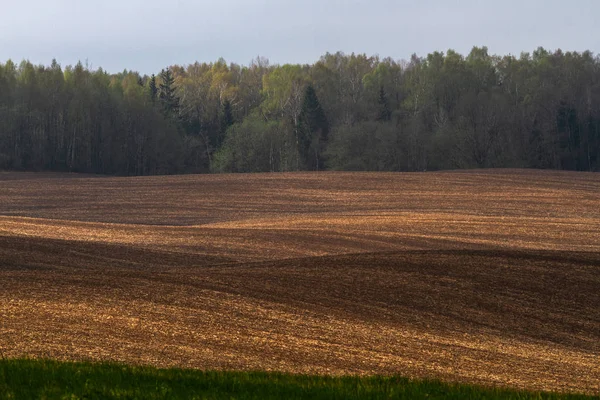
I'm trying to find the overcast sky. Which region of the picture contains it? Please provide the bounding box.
[1,0,599,74]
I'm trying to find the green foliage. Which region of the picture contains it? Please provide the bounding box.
[297,85,329,170]
[148,74,157,102]
[376,86,392,122]
[219,98,234,146]
[213,113,292,173]
[261,64,308,122]
[1,47,600,175]
[0,60,183,175]
[0,359,594,400]
[327,121,400,171]
[158,68,179,117]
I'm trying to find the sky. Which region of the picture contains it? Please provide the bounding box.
[1,0,599,74]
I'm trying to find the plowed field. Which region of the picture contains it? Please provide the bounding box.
[1,170,599,394]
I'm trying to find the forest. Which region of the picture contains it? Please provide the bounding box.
[0,46,599,175]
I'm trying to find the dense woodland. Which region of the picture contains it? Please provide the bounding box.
[1,47,599,175]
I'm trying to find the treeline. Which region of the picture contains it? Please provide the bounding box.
[1,47,599,175]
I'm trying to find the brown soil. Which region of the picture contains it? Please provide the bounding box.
[0,170,599,394]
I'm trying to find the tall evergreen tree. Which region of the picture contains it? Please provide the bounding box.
[376,86,392,122]
[159,68,179,116]
[297,84,329,171]
[148,74,157,103]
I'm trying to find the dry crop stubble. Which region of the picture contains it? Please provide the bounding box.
[0,169,599,394]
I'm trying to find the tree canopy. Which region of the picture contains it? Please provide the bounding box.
[1,47,599,175]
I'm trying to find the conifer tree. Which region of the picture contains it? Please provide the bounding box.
[377,86,392,122]
[158,68,179,116]
[297,85,329,171]
[148,74,157,102]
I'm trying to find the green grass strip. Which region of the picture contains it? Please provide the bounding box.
[0,359,596,400]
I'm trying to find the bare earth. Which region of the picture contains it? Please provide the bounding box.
[0,170,599,394]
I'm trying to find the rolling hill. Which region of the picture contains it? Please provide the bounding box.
[0,170,599,394]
